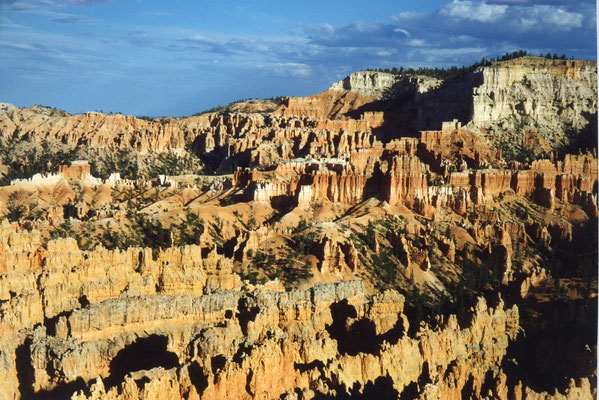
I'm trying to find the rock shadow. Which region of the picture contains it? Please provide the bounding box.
[325,299,405,356]
[104,335,179,389]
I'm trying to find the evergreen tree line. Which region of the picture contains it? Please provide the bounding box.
[367,50,572,80]
[44,208,205,253]
[242,218,318,288]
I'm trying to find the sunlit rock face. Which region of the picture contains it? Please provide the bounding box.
[0,57,596,399]
[0,229,522,400]
[328,71,398,98]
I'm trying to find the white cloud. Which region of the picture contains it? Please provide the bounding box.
[437,0,585,32]
[264,62,311,78]
[375,49,394,57]
[393,27,410,36]
[407,39,427,47]
[440,1,508,23]
[524,5,583,30]
[391,11,421,21]
[304,23,335,37]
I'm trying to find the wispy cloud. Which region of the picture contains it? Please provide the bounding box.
[34,0,108,6]
[1,0,109,9]
[258,62,312,78]
[440,1,508,23]
[50,14,84,23]
[1,0,94,24]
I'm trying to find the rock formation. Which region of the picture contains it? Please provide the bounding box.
[328,71,397,98]
[0,224,525,399]
[0,56,596,399]
[469,58,597,148]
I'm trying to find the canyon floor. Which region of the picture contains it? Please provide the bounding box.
[0,56,597,399]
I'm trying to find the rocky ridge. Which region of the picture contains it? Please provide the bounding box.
[0,58,595,163]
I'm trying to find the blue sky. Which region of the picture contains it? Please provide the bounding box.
[0,0,596,117]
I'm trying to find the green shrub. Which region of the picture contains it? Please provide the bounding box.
[176,212,204,246]
[5,193,25,222]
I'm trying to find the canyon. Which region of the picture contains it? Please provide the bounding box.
[0,56,596,399]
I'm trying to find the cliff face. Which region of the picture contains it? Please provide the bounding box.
[328,71,397,98]
[328,71,441,100]
[469,58,597,151]
[377,58,597,155]
[276,90,379,120]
